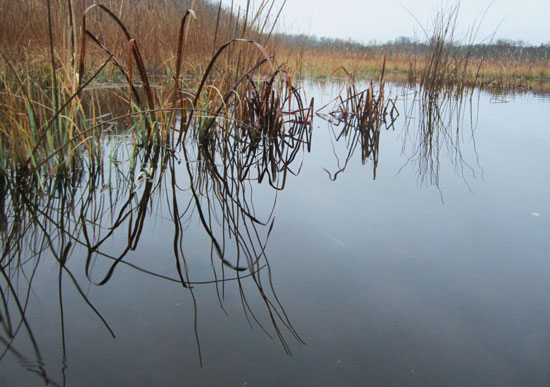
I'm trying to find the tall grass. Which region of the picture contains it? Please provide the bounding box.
[0,0,292,180]
[409,2,483,96]
[0,52,109,178]
[0,0,287,77]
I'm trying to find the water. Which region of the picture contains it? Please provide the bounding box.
[1,83,550,386]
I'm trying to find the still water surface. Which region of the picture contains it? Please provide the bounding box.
[1,83,550,386]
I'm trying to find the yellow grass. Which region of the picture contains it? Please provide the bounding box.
[275,45,550,92]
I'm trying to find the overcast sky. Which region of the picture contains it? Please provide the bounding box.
[228,0,548,45]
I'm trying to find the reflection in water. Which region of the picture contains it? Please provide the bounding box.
[398,85,482,190]
[0,81,312,383]
[316,77,481,189]
[1,79,499,384]
[317,78,398,180]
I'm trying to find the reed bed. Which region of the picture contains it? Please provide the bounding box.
[0,0,298,181]
[0,1,315,371]
[2,0,546,182]
[0,3,315,375]
[0,0,281,69]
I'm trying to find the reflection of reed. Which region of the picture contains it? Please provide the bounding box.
[399,85,480,189]
[317,72,398,180]
[0,80,312,382]
[0,170,92,386]
[181,74,312,353]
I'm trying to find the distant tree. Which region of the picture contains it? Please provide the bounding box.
[394,36,413,45]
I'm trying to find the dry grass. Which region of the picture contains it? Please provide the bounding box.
[279,46,550,92]
[0,0,294,177]
[0,0,281,69]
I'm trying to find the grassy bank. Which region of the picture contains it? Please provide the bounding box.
[278,46,550,93]
[3,1,547,87]
[274,2,550,93]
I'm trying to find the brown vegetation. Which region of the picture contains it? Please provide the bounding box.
[0,0,296,175]
[0,0,283,70]
[276,42,550,93]
[0,0,548,177]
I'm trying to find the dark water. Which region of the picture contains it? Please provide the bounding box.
[1,83,550,386]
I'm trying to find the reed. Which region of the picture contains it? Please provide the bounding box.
[410,2,479,97]
[0,50,108,178]
[316,66,398,180]
[0,0,293,180]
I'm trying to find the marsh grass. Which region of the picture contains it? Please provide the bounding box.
[0,0,300,184]
[277,45,550,94]
[0,53,108,179]
[1,0,547,182]
[408,2,483,97]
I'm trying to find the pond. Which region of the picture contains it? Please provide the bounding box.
[1,82,550,386]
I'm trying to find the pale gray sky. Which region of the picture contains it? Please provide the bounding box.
[228,0,548,45]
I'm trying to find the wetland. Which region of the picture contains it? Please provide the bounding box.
[1,1,550,385]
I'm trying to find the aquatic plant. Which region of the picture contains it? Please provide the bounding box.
[0,112,312,381]
[0,0,294,182]
[317,66,398,180]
